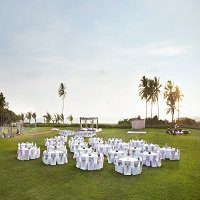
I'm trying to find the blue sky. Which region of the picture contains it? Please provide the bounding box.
[0,0,200,123]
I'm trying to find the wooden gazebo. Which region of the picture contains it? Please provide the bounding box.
[80,117,98,130]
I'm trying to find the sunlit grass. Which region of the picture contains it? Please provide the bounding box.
[0,128,199,200]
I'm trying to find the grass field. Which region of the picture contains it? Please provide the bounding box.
[0,127,199,200]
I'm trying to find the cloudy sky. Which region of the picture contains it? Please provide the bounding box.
[0,0,200,123]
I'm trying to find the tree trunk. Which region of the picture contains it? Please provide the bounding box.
[145,100,147,119]
[62,98,64,123]
[157,101,159,120]
[177,100,180,122]
[151,101,153,127]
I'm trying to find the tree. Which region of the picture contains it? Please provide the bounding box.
[138,76,149,119]
[32,112,37,126]
[0,92,6,129]
[58,83,67,123]
[0,92,19,134]
[175,85,184,122]
[153,77,162,119]
[60,114,64,124]
[43,112,52,123]
[26,112,32,124]
[164,81,177,123]
[54,114,61,124]
[0,92,6,109]
[68,115,73,125]
[147,79,156,120]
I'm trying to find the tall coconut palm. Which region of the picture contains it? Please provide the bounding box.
[58,83,67,123]
[175,85,184,122]
[147,79,156,120]
[164,81,177,123]
[138,76,149,119]
[26,112,32,124]
[60,114,64,124]
[32,112,37,126]
[153,77,162,119]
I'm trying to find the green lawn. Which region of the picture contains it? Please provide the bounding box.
[0,128,200,200]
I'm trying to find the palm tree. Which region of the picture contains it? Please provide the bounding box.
[164,81,177,123]
[138,76,149,119]
[26,112,32,124]
[58,83,67,123]
[32,112,37,126]
[68,115,73,125]
[175,85,184,122]
[54,114,60,124]
[43,112,52,123]
[60,114,64,124]
[147,79,156,120]
[153,77,162,119]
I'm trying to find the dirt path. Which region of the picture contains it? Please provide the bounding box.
[18,130,57,137]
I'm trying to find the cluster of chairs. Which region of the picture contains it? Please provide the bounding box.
[160,147,180,160]
[76,153,104,170]
[17,133,180,175]
[69,136,104,170]
[68,137,88,153]
[42,136,68,165]
[59,130,74,137]
[17,142,40,161]
[75,130,96,138]
[115,158,143,175]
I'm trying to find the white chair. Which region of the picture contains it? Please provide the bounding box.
[165,149,171,159]
[151,155,157,167]
[107,153,112,164]
[80,157,87,170]
[17,149,22,160]
[160,150,166,160]
[42,152,49,165]
[170,150,176,160]
[145,155,150,167]
[132,161,140,175]
[88,157,95,170]
[24,149,30,160]
[76,157,81,168]
[156,154,162,167]
[59,152,65,164]
[95,156,101,170]
[36,147,40,159]
[115,160,123,174]
[64,153,68,163]
[29,148,36,159]
[123,161,132,175]
[50,152,56,165]
[174,149,180,160]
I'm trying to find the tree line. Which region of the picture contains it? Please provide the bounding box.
[138,76,184,123]
[0,92,19,127]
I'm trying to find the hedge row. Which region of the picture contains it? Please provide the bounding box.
[23,123,200,130]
